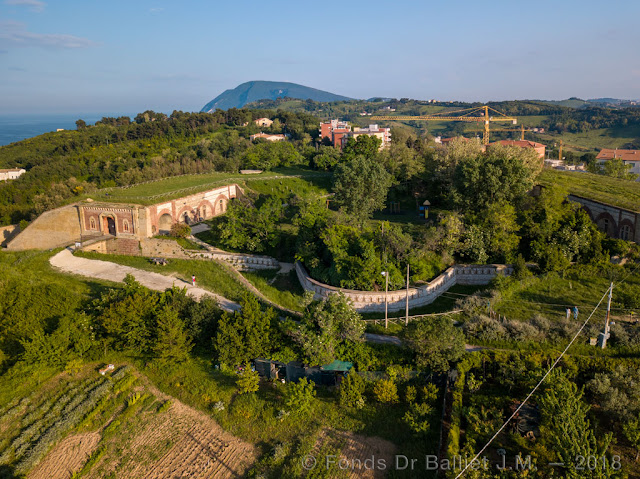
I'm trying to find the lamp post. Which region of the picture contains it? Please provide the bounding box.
[381,271,389,329]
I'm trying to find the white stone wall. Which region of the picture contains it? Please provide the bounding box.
[295,262,512,313]
[187,250,280,271]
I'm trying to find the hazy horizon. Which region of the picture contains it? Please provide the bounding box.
[1,0,639,114]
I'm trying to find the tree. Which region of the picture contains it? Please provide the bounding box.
[154,306,192,364]
[75,119,87,130]
[215,294,275,367]
[285,378,316,416]
[332,155,393,220]
[339,372,366,409]
[288,293,365,366]
[603,158,639,180]
[342,135,381,160]
[405,317,465,373]
[215,196,284,253]
[452,145,541,210]
[236,364,260,394]
[373,378,399,403]
[539,373,613,478]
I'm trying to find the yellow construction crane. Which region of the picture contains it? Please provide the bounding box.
[371,105,517,145]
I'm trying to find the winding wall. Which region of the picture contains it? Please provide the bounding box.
[295,262,512,313]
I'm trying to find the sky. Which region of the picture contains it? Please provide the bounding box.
[1,0,639,115]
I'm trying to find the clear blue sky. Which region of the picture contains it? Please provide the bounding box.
[1,0,639,114]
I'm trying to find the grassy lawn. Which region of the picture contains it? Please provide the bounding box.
[491,264,640,322]
[540,168,640,211]
[84,167,331,205]
[74,251,248,303]
[241,269,305,312]
[539,123,640,150]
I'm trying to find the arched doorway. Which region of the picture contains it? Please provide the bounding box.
[158,213,173,234]
[103,217,116,236]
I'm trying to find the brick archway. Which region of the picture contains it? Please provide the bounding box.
[177,205,197,224]
[595,212,617,236]
[214,195,229,215]
[197,200,215,220]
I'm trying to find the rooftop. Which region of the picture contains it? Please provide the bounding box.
[596,148,640,161]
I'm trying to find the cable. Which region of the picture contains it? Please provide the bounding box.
[453,284,612,479]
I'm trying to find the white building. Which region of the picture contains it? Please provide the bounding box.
[0,168,26,181]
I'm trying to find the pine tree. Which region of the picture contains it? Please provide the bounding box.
[154,306,192,364]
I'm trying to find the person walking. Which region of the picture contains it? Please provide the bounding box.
[573,306,579,320]
[191,274,196,287]
[566,307,571,320]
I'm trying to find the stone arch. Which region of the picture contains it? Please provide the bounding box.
[123,219,130,233]
[177,205,196,225]
[89,217,97,230]
[158,213,173,234]
[214,194,229,215]
[595,212,617,236]
[197,200,215,220]
[619,219,635,241]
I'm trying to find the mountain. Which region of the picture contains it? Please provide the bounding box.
[539,97,636,109]
[200,81,353,112]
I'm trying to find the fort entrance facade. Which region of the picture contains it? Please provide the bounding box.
[5,184,242,250]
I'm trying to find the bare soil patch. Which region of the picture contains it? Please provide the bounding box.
[28,432,101,479]
[316,429,396,479]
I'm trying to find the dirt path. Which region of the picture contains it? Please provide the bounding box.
[50,248,240,312]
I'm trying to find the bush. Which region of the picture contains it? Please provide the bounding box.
[373,378,399,404]
[285,378,316,417]
[170,222,191,238]
[339,373,366,409]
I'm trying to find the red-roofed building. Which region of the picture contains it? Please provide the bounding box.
[596,149,640,179]
[489,140,546,159]
[319,120,351,148]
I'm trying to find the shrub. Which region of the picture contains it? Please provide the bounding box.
[373,378,399,404]
[236,366,260,394]
[157,400,172,413]
[285,378,316,417]
[170,222,191,238]
[339,373,366,409]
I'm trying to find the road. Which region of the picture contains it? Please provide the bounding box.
[50,248,240,312]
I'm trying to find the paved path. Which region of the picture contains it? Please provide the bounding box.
[50,248,240,312]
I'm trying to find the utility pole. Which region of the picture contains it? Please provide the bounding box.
[598,282,614,348]
[405,264,410,326]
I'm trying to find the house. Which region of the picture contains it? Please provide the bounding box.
[489,140,546,159]
[254,117,273,127]
[596,149,640,180]
[341,124,392,150]
[0,168,26,181]
[249,133,286,142]
[319,119,351,148]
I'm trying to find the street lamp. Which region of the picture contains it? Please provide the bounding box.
[381,271,389,329]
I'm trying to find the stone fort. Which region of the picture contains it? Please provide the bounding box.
[6,184,242,251]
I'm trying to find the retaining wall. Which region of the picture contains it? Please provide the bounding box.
[295,262,512,313]
[6,204,82,251]
[0,225,20,247]
[80,237,280,271]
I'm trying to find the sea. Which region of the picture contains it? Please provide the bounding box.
[0,113,137,147]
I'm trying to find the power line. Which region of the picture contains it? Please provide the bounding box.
[453,284,612,479]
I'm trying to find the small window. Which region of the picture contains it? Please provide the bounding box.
[123,220,130,233]
[89,217,96,230]
[620,224,631,241]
